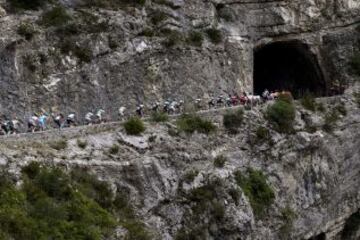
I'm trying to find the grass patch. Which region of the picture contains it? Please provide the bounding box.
[205,28,222,44]
[176,114,216,134]
[108,144,119,155]
[59,39,93,63]
[150,10,168,25]
[49,139,67,151]
[124,117,145,135]
[187,31,203,47]
[322,104,346,133]
[183,170,199,184]
[40,6,72,27]
[162,30,183,48]
[256,126,270,142]
[223,109,244,134]
[266,99,295,134]
[213,155,227,168]
[279,206,297,239]
[151,112,169,122]
[301,92,317,111]
[17,23,37,40]
[77,139,88,149]
[234,168,275,218]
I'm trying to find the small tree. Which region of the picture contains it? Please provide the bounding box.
[124,117,145,135]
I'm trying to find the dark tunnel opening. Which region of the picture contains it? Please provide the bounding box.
[308,232,326,240]
[253,41,328,99]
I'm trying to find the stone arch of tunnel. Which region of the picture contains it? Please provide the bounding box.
[253,40,328,99]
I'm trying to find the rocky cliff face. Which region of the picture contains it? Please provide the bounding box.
[0,90,359,239]
[0,0,359,118]
[0,0,359,239]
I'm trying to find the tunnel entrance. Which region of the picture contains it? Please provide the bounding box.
[253,41,327,99]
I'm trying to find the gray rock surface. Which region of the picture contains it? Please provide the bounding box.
[0,92,358,239]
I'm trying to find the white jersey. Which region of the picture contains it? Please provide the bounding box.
[68,113,75,120]
[85,112,93,121]
[119,107,126,116]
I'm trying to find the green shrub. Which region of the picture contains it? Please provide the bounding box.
[17,23,37,40]
[183,170,199,183]
[228,188,240,205]
[350,53,360,76]
[124,117,146,135]
[59,39,92,63]
[73,46,92,63]
[216,5,234,22]
[109,144,119,155]
[187,31,203,47]
[256,126,270,141]
[162,30,183,48]
[151,112,169,122]
[176,114,216,134]
[266,99,295,133]
[150,10,168,25]
[49,139,67,150]
[341,210,360,240]
[77,139,88,149]
[223,109,244,134]
[205,28,222,44]
[213,155,227,168]
[211,201,225,220]
[279,206,297,239]
[301,92,316,111]
[335,103,347,116]
[322,104,346,133]
[234,168,275,218]
[40,7,72,27]
[0,164,118,240]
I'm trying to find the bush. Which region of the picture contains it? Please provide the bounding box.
[17,23,37,40]
[205,28,222,44]
[0,164,118,240]
[279,206,297,239]
[216,5,234,22]
[187,31,203,47]
[49,139,67,150]
[266,99,295,133]
[59,39,92,63]
[301,92,316,111]
[223,109,244,134]
[108,144,119,155]
[350,53,360,76]
[124,117,146,135]
[213,155,227,168]
[40,7,72,27]
[150,10,168,25]
[151,112,169,122]
[183,170,199,183]
[234,168,275,218]
[77,139,88,149]
[162,30,183,48]
[176,114,216,134]
[256,126,270,141]
[323,108,340,133]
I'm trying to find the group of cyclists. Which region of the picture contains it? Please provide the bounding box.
[0,89,287,135]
